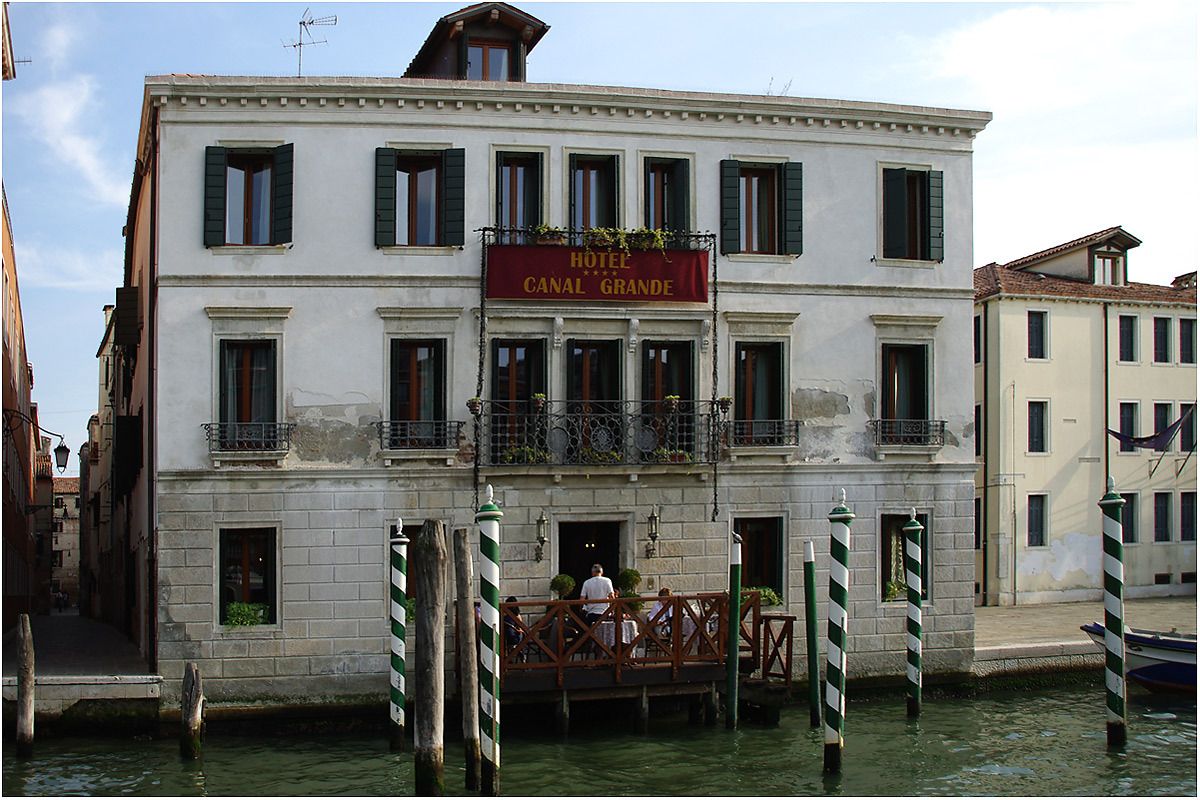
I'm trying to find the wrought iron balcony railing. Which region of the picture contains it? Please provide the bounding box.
[726,419,801,447]
[869,419,946,447]
[478,399,720,467]
[375,420,464,450]
[202,422,295,453]
[487,226,712,250]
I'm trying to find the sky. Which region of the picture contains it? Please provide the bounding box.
[1,0,1196,477]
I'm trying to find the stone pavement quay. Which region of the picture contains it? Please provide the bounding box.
[2,612,150,677]
[972,595,1196,678]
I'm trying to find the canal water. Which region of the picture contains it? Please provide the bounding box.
[3,684,1195,796]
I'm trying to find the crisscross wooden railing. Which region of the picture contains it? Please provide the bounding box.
[760,613,796,687]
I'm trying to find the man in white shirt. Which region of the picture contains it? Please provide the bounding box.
[579,563,615,625]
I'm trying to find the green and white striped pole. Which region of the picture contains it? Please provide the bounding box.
[1098,477,1127,748]
[803,540,821,729]
[388,517,409,752]
[477,485,503,795]
[824,488,853,774]
[903,509,924,718]
[726,531,742,729]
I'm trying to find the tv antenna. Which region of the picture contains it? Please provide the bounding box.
[283,8,337,77]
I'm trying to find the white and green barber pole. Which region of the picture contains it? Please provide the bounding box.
[477,485,503,795]
[726,531,742,729]
[388,518,409,751]
[903,510,923,718]
[1098,477,1127,748]
[824,489,853,774]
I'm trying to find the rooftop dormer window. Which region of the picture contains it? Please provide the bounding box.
[1095,253,1124,285]
[467,41,512,81]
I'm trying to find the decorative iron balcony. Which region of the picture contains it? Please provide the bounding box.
[726,419,801,447]
[487,225,712,250]
[477,399,721,467]
[870,419,946,447]
[375,420,464,450]
[202,422,295,453]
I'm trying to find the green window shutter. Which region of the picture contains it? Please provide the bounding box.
[270,143,294,245]
[927,170,944,261]
[203,146,227,247]
[457,39,469,79]
[882,167,907,259]
[669,159,690,232]
[568,153,579,231]
[605,155,619,227]
[375,148,397,247]
[433,340,447,420]
[526,152,543,227]
[781,162,803,255]
[441,148,466,246]
[719,159,741,254]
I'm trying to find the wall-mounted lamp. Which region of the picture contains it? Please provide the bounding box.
[534,510,548,562]
[645,506,660,558]
[4,408,70,474]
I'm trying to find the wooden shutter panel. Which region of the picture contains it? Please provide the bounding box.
[441,148,466,247]
[882,168,907,259]
[375,148,398,247]
[434,340,447,420]
[568,153,578,232]
[719,160,740,254]
[781,162,803,255]
[270,143,294,245]
[927,170,944,261]
[457,38,469,79]
[606,155,619,227]
[526,153,543,227]
[669,159,690,232]
[203,146,227,247]
[114,287,140,347]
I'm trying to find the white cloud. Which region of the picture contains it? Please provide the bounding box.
[12,76,129,207]
[16,240,123,292]
[40,22,80,74]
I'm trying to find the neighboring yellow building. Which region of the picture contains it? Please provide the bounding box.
[974,227,1196,605]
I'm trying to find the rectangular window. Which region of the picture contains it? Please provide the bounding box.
[205,145,292,248]
[1118,315,1137,362]
[1154,317,1171,363]
[881,343,928,422]
[496,152,542,240]
[733,342,783,445]
[489,339,546,464]
[396,156,440,246]
[974,403,982,457]
[719,160,802,256]
[1120,494,1138,543]
[1119,402,1138,453]
[1153,402,1172,452]
[974,496,982,550]
[1154,492,1172,542]
[1028,401,1048,453]
[1027,495,1046,547]
[733,517,784,597]
[1181,492,1196,541]
[1095,254,1123,286]
[219,528,276,624]
[644,158,690,232]
[642,341,695,461]
[389,340,446,448]
[466,41,512,81]
[1027,311,1047,359]
[218,340,278,449]
[570,155,618,233]
[54,496,64,509]
[1181,404,1195,452]
[225,152,273,245]
[880,513,929,601]
[1180,318,1196,364]
[642,341,693,404]
[739,167,777,254]
[567,340,622,462]
[881,168,943,261]
[973,315,981,364]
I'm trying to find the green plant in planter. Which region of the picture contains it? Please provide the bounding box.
[550,573,576,599]
[224,602,270,626]
[580,447,622,464]
[742,586,783,607]
[650,447,692,463]
[626,227,668,254]
[884,580,907,602]
[614,567,642,595]
[501,445,552,464]
[528,224,566,244]
[619,590,644,612]
[582,226,629,253]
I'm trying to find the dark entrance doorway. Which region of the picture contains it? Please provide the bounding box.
[557,521,620,599]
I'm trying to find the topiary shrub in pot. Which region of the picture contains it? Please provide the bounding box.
[550,573,576,599]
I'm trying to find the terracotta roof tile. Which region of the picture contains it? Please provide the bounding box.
[53,477,80,494]
[974,262,1195,305]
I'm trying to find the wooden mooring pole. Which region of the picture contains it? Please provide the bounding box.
[180,662,205,759]
[824,489,854,774]
[803,541,821,729]
[16,613,34,758]
[413,519,448,795]
[453,526,482,790]
[1098,478,1128,748]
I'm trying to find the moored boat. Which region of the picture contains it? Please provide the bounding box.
[1081,622,1197,694]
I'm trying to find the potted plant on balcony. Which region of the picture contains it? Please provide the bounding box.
[501,445,552,465]
[663,394,681,414]
[626,227,668,255]
[466,396,483,416]
[717,396,733,415]
[884,579,906,602]
[650,447,692,464]
[742,586,783,608]
[582,226,628,253]
[224,602,270,627]
[550,573,576,600]
[531,392,547,413]
[615,568,644,612]
[529,224,566,246]
[581,447,622,465]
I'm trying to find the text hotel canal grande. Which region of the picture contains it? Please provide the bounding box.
[96,1,991,709]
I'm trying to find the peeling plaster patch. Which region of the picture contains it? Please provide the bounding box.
[292,388,371,407]
[290,405,374,463]
[1018,530,1101,588]
[792,387,850,420]
[862,390,876,419]
[797,425,837,460]
[848,430,875,459]
[944,429,960,448]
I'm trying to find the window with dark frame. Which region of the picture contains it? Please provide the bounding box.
[1153,402,1172,452]
[644,158,689,232]
[218,340,277,448]
[1028,401,1047,453]
[1181,318,1196,364]
[642,341,696,460]
[734,517,784,597]
[881,343,928,423]
[1154,317,1172,363]
[1119,402,1138,452]
[1154,492,1172,543]
[880,513,929,601]
[734,342,783,445]
[973,315,981,364]
[1120,493,1137,543]
[881,167,943,261]
[466,41,512,81]
[1181,403,1195,452]
[974,403,982,457]
[570,155,617,233]
[374,147,464,249]
[1027,311,1047,359]
[496,152,542,240]
[1027,494,1046,547]
[739,167,777,254]
[389,340,446,448]
[974,496,982,550]
[1118,315,1137,362]
[1181,492,1196,542]
[490,339,546,462]
[225,152,273,245]
[204,145,293,248]
[219,528,276,624]
[719,159,802,256]
[396,155,441,246]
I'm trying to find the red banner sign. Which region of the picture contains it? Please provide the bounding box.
[486,245,709,303]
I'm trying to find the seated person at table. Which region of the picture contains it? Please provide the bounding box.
[503,596,522,656]
[580,563,616,626]
[649,586,673,630]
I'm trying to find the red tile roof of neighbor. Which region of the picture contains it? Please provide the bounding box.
[53,477,79,495]
[974,262,1196,305]
[1001,226,1142,271]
